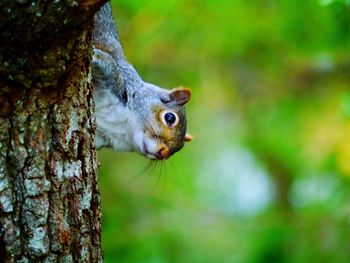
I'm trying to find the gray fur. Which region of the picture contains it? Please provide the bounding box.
[92,2,188,159]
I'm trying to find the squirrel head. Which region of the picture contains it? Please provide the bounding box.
[92,56,193,160]
[132,85,192,160]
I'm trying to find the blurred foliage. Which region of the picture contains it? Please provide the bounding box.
[98,0,350,262]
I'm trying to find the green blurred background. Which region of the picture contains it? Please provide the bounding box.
[98,0,350,262]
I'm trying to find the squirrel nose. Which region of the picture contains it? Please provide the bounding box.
[156,147,170,160]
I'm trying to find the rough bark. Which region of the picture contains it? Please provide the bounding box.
[0,1,106,261]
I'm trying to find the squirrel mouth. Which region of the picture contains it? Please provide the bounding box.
[142,142,171,160]
[142,142,157,160]
[142,142,170,160]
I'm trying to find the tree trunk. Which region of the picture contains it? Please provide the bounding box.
[0,1,105,261]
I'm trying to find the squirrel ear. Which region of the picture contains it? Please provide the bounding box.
[184,133,193,142]
[170,88,191,106]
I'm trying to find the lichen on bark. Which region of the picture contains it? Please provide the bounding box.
[0,0,106,262]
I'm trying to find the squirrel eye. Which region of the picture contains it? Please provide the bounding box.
[161,111,179,127]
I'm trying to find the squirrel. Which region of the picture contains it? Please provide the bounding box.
[91,2,192,160]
